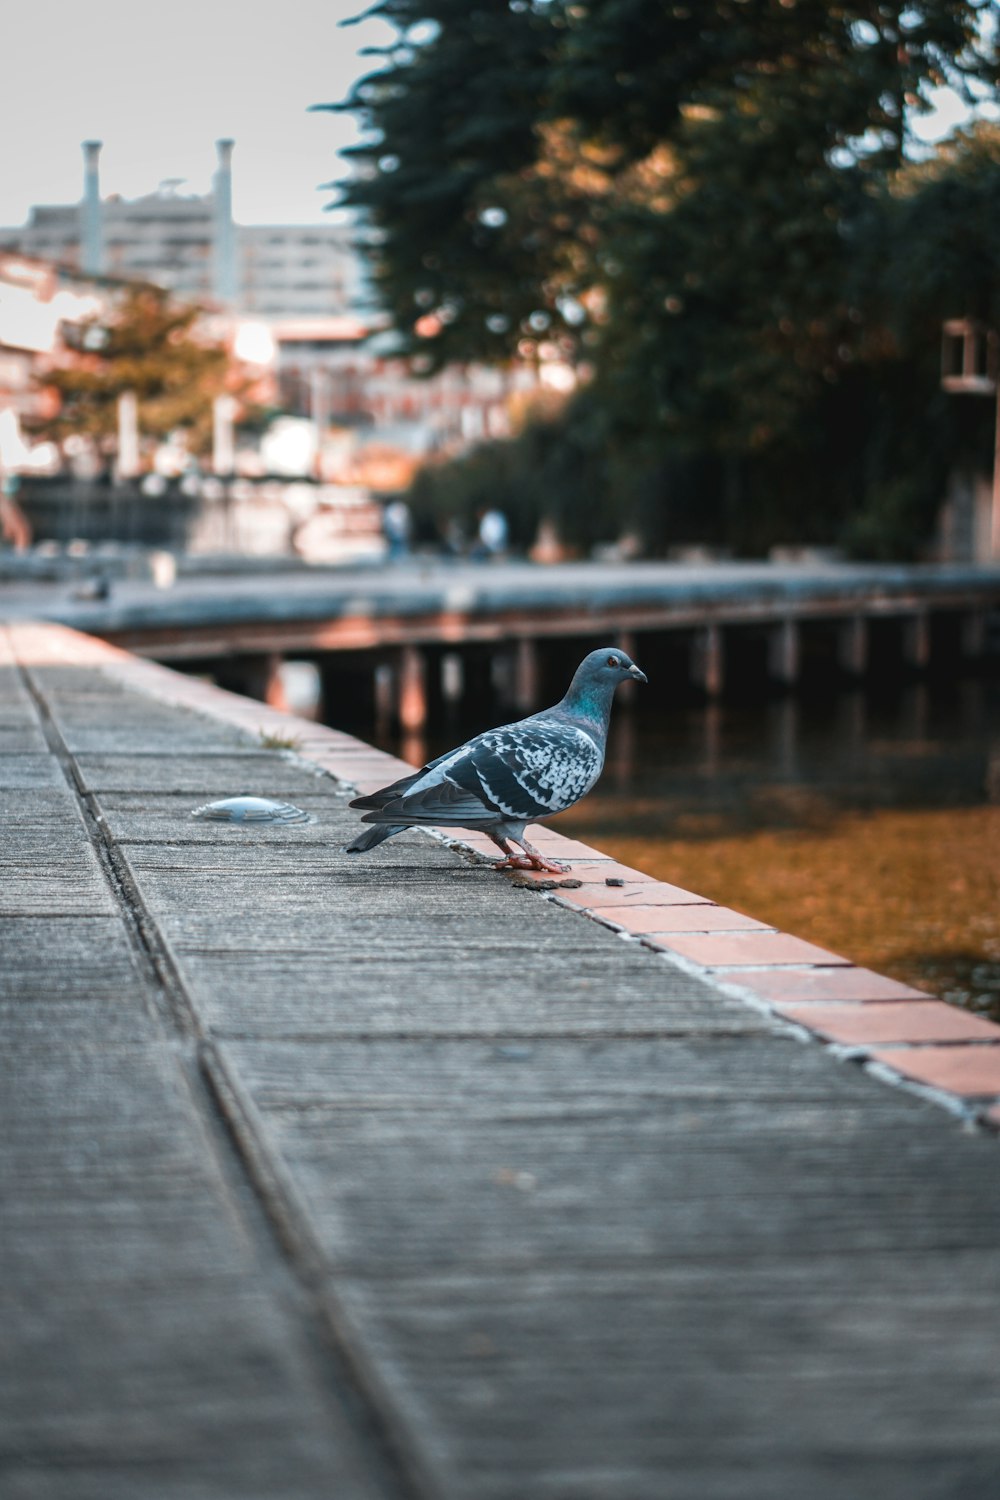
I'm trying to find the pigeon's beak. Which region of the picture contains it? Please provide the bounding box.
[628,664,648,684]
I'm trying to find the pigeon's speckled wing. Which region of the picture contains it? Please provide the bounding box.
[455,721,603,817]
[361,718,603,827]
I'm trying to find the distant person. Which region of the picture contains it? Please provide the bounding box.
[383,498,411,562]
[443,516,466,558]
[0,475,31,552]
[71,573,112,602]
[474,507,508,561]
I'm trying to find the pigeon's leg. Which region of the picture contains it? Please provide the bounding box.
[512,835,569,874]
[486,831,535,871]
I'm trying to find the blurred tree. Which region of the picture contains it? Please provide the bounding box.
[542,0,996,445]
[408,384,617,549]
[33,285,233,459]
[331,2,994,376]
[320,0,559,366]
[329,2,999,555]
[884,120,1000,332]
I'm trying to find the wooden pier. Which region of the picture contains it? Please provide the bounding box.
[12,557,1000,726]
[3,620,1000,1499]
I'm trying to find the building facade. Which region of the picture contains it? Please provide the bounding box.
[0,141,364,319]
[0,251,110,444]
[0,142,571,505]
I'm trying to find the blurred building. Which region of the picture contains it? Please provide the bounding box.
[239,227,361,318]
[0,141,365,319]
[267,316,544,489]
[0,250,111,471]
[0,142,579,508]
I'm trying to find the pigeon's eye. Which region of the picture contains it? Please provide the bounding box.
[607,655,620,668]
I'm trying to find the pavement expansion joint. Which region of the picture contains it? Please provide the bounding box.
[11,642,435,1500]
[17,663,199,1040]
[201,1046,439,1500]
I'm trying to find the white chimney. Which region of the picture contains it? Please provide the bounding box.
[212,138,237,305]
[81,140,103,276]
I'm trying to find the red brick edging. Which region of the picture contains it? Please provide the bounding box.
[15,622,1000,1132]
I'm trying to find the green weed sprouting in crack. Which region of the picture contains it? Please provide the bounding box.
[256,728,302,752]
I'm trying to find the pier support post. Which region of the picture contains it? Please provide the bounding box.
[513,639,539,713]
[691,625,724,698]
[961,611,987,661]
[903,612,931,671]
[398,645,428,733]
[440,651,464,705]
[768,697,800,776]
[768,619,801,687]
[838,616,869,677]
[900,683,930,741]
[702,701,722,777]
[373,663,394,734]
[215,652,287,709]
[321,657,376,728]
[836,691,867,759]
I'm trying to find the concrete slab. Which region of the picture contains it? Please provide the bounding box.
[170,910,767,1040]
[38,687,258,754]
[0,720,49,753]
[1,792,119,916]
[73,751,337,795]
[222,1035,1000,1269]
[0,752,66,788]
[0,917,159,1043]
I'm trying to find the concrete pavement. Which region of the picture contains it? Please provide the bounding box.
[3,621,1000,1500]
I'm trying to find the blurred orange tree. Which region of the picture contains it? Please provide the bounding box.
[33,284,233,460]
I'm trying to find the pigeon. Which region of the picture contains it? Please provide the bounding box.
[71,573,112,602]
[344,646,647,872]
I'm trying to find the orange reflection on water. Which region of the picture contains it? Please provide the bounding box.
[558,803,1000,1021]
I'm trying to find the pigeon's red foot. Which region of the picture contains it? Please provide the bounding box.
[494,854,570,874]
[514,839,569,874]
[489,835,569,874]
[527,855,569,873]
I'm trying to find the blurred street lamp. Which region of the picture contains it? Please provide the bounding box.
[116,391,140,479]
[941,318,1000,559]
[212,394,238,476]
[212,393,239,550]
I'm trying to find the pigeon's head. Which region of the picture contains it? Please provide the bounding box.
[576,646,648,689]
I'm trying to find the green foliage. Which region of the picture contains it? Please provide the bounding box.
[885,122,1000,333]
[322,0,562,367]
[331,2,1000,555]
[409,387,617,549]
[33,285,232,455]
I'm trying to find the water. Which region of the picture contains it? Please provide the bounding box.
[373,675,1000,1021]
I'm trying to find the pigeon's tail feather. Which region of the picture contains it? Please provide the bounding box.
[349,769,424,810]
[342,823,406,854]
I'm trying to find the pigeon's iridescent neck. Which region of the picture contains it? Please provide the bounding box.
[561,679,616,734]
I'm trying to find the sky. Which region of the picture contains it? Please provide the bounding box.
[0,0,391,228]
[0,1,990,231]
